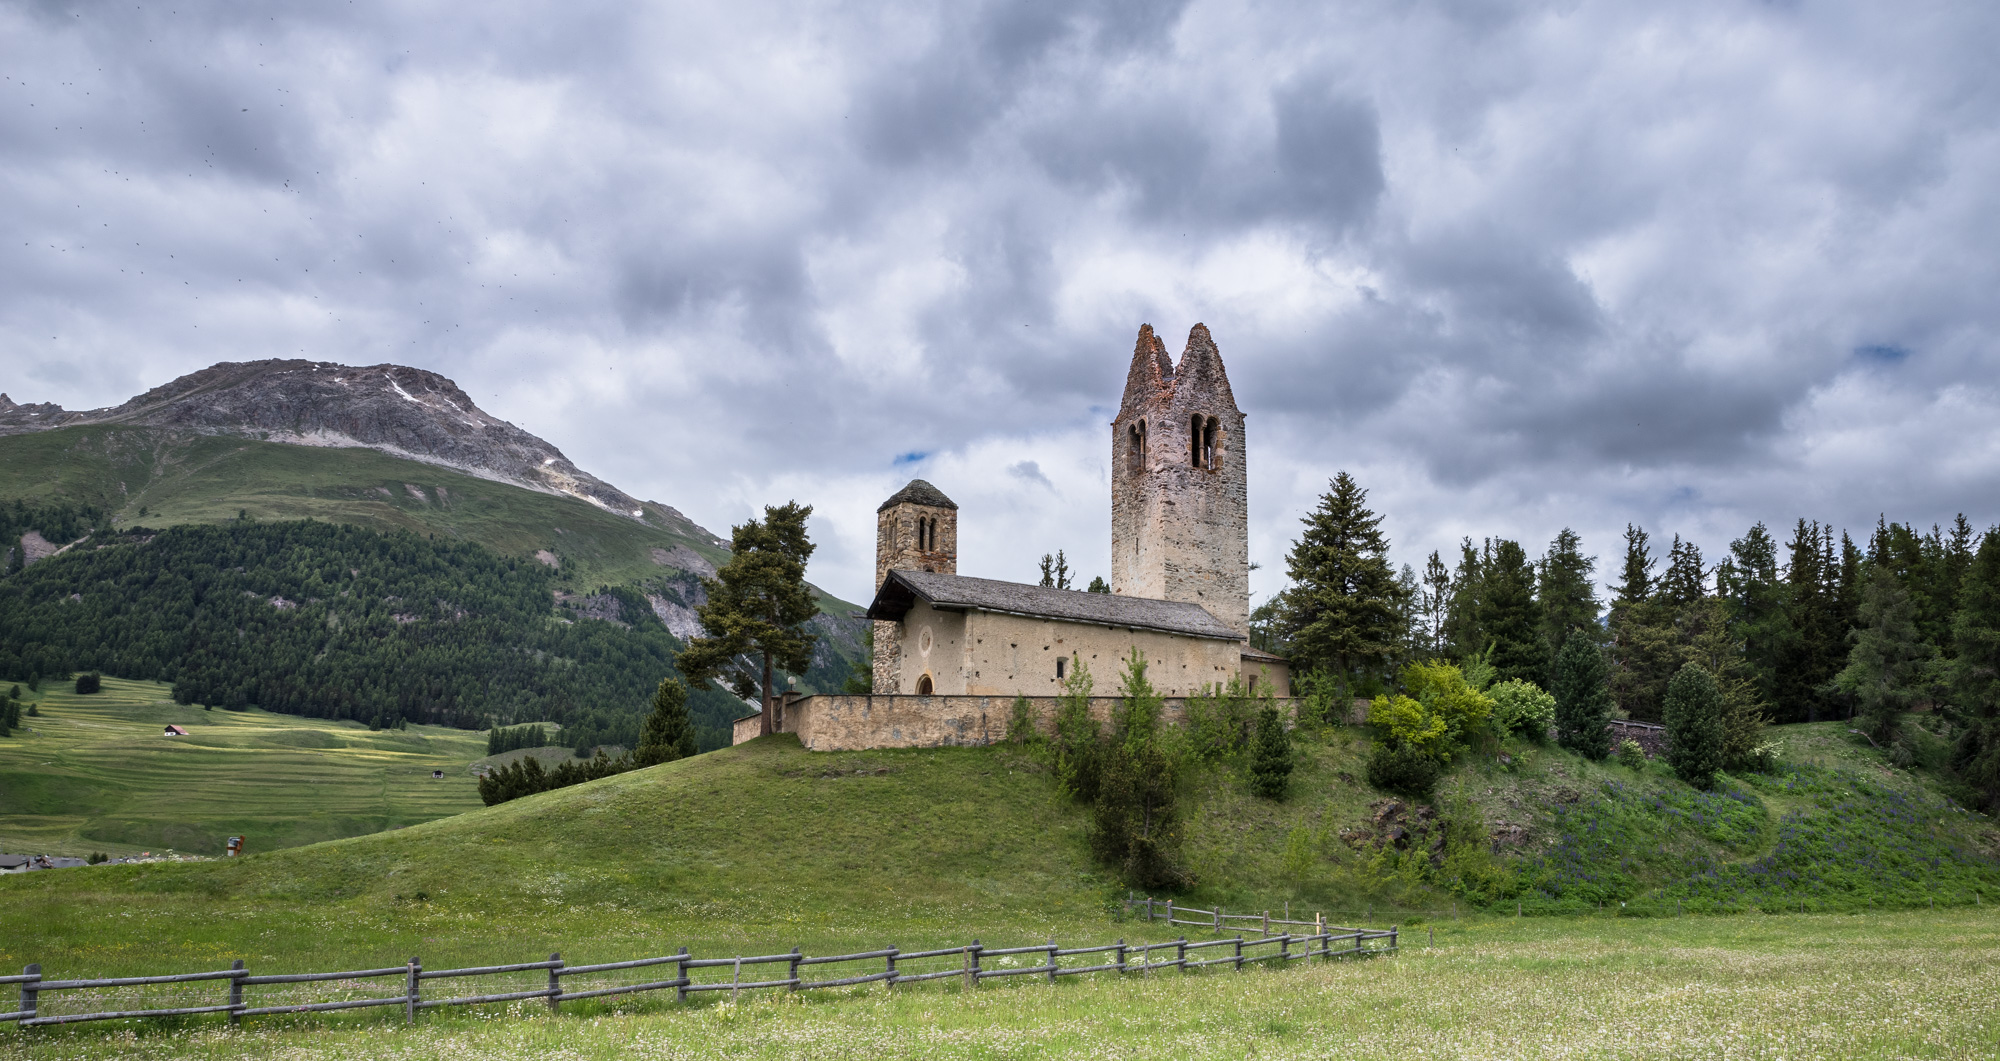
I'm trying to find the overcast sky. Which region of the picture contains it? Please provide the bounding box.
[6,1,2000,607]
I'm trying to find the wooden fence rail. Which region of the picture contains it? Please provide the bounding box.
[4,906,1395,1033]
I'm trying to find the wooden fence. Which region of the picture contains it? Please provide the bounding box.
[2,908,1395,1032]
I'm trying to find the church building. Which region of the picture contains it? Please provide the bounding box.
[864,323,1290,699]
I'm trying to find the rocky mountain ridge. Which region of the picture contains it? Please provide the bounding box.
[0,361,718,545]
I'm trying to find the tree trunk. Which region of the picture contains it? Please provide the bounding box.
[760,651,775,737]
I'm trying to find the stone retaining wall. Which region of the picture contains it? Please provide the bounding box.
[732,693,1302,751]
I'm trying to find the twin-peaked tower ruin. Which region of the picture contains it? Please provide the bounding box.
[1110,323,1250,637]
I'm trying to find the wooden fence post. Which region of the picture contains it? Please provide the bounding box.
[886,947,899,993]
[1175,937,1186,970]
[547,953,562,1014]
[731,957,742,1003]
[675,947,690,1004]
[967,940,981,988]
[1045,940,1057,983]
[1165,899,1173,924]
[18,963,37,1023]
[228,959,244,1026]
[790,948,802,992]
[1115,939,1126,974]
[406,957,420,1025]
[1262,911,1270,938]
[1234,935,1243,971]
[1279,934,1290,962]
[1213,907,1221,932]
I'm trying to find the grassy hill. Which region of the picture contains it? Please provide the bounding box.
[1,722,1997,1056]
[0,677,488,856]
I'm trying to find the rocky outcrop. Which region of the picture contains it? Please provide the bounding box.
[0,362,716,537]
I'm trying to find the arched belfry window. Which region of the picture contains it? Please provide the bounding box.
[915,673,934,695]
[1127,419,1147,474]
[1191,415,1218,470]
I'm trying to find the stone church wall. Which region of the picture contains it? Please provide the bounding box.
[732,693,1301,751]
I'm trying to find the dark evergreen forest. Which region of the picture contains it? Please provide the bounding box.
[0,516,744,749]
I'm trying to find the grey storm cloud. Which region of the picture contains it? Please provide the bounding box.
[5,0,2000,605]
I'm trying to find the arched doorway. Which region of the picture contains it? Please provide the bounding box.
[915,673,934,695]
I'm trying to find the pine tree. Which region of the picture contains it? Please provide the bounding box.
[1662,663,1725,789]
[1773,519,1840,723]
[1551,631,1613,760]
[1719,522,1784,708]
[676,502,820,738]
[1249,703,1292,800]
[635,677,697,766]
[1420,550,1451,657]
[1949,530,2000,811]
[1086,576,1110,594]
[1441,538,1486,661]
[1657,535,1707,607]
[1091,650,1183,887]
[1479,539,1543,684]
[1278,473,1406,681]
[1611,524,1655,605]
[1836,565,1931,743]
[1536,529,1600,674]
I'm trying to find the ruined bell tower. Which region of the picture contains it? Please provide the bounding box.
[1110,324,1249,637]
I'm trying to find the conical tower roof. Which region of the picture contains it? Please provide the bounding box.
[1117,324,1176,420]
[878,479,958,512]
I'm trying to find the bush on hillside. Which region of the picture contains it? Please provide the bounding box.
[1050,655,1101,803]
[1090,650,1186,888]
[635,677,697,767]
[1616,739,1646,769]
[1488,678,1555,742]
[1184,676,1256,760]
[74,672,101,694]
[1366,741,1440,798]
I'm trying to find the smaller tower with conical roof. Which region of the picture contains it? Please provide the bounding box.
[874,479,958,692]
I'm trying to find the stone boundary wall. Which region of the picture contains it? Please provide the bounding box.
[733,694,1302,752]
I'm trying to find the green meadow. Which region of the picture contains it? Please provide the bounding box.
[0,711,1996,1057]
[0,677,487,856]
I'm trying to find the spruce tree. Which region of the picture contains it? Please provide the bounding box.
[677,501,820,737]
[635,677,697,766]
[1949,530,2000,811]
[1249,703,1292,799]
[1536,528,1600,672]
[1773,519,1840,723]
[1551,631,1613,759]
[1091,649,1184,887]
[1420,550,1451,657]
[1836,565,1931,743]
[1478,539,1543,684]
[1441,538,1486,661]
[1607,524,1677,720]
[1610,524,1656,605]
[1278,473,1406,681]
[1662,663,1725,789]
[1657,535,1707,607]
[1719,522,1784,709]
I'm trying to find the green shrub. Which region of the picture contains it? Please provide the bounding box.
[1489,679,1555,742]
[1552,632,1614,759]
[1366,741,1440,797]
[1004,694,1040,746]
[1616,739,1645,769]
[74,672,102,695]
[1185,676,1253,761]
[1280,825,1316,885]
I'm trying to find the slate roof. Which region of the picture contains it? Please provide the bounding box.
[877,479,958,512]
[867,570,1241,641]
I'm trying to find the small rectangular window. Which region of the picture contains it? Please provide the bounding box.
[1056,657,1067,679]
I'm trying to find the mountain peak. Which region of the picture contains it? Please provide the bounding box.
[1,359,681,529]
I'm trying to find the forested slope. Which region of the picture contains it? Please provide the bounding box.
[0,519,747,749]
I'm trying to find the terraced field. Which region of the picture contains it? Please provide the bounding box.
[0,677,487,856]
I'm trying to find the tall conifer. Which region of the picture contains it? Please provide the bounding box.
[1536,529,1601,672]
[1278,473,1406,681]
[677,502,820,737]
[1552,631,1613,759]
[1478,539,1543,684]
[636,677,697,766]
[1949,531,2000,811]
[1662,663,1725,789]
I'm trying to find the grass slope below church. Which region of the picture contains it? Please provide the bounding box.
[0,678,487,856]
[3,721,1995,978]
